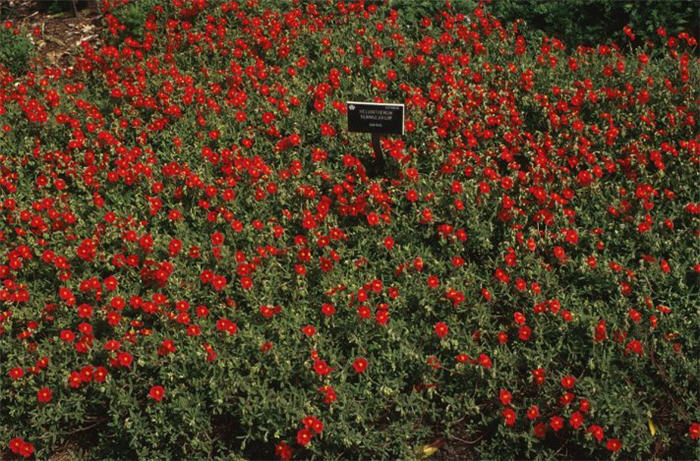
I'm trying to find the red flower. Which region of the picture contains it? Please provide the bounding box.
[210,232,224,246]
[275,441,293,460]
[560,392,575,406]
[576,399,590,414]
[77,303,93,319]
[626,339,644,355]
[313,360,332,376]
[561,375,576,389]
[9,438,23,454]
[569,411,584,429]
[79,366,94,382]
[260,305,277,319]
[532,368,546,385]
[564,228,579,245]
[550,416,564,432]
[494,268,509,283]
[375,309,389,325]
[94,366,108,382]
[68,371,82,388]
[302,416,324,434]
[9,367,24,379]
[478,353,493,369]
[37,386,52,403]
[149,385,165,402]
[427,275,439,288]
[240,276,253,290]
[117,351,133,367]
[594,319,607,342]
[513,312,526,325]
[499,389,512,406]
[302,325,316,337]
[321,303,336,316]
[527,405,539,420]
[434,322,449,339]
[534,423,547,439]
[104,275,118,291]
[353,357,368,374]
[318,385,338,404]
[384,236,394,250]
[518,325,531,341]
[9,438,34,457]
[60,329,75,342]
[587,424,604,442]
[553,246,566,261]
[606,438,622,452]
[503,408,516,426]
[413,257,424,271]
[216,318,237,335]
[357,305,371,319]
[296,428,313,446]
[212,275,228,291]
[688,422,700,440]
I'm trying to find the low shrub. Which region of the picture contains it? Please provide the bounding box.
[0,23,33,76]
[484,0,698,48]
[0,1,697,459]
[390,0,698,50]
[107,0,163,41]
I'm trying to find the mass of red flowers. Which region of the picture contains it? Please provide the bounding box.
[0,0,697,459]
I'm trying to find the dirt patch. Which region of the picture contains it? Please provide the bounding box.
[3,0,103,69]
[47,442,82,461]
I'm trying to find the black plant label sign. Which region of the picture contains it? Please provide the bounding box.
[347,101,404,135]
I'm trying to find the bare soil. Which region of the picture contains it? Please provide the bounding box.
[2,0,103,69]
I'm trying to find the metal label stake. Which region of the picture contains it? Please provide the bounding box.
[346,101,404,178]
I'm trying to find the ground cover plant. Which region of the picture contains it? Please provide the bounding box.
[0,0,698,459]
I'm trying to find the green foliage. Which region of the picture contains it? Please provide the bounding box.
[389,0,697,49]
[389,0,478,25]
[47,1,67,15]
[110,0,162,40]
[484,0,698,48]
[0,26,33,76]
